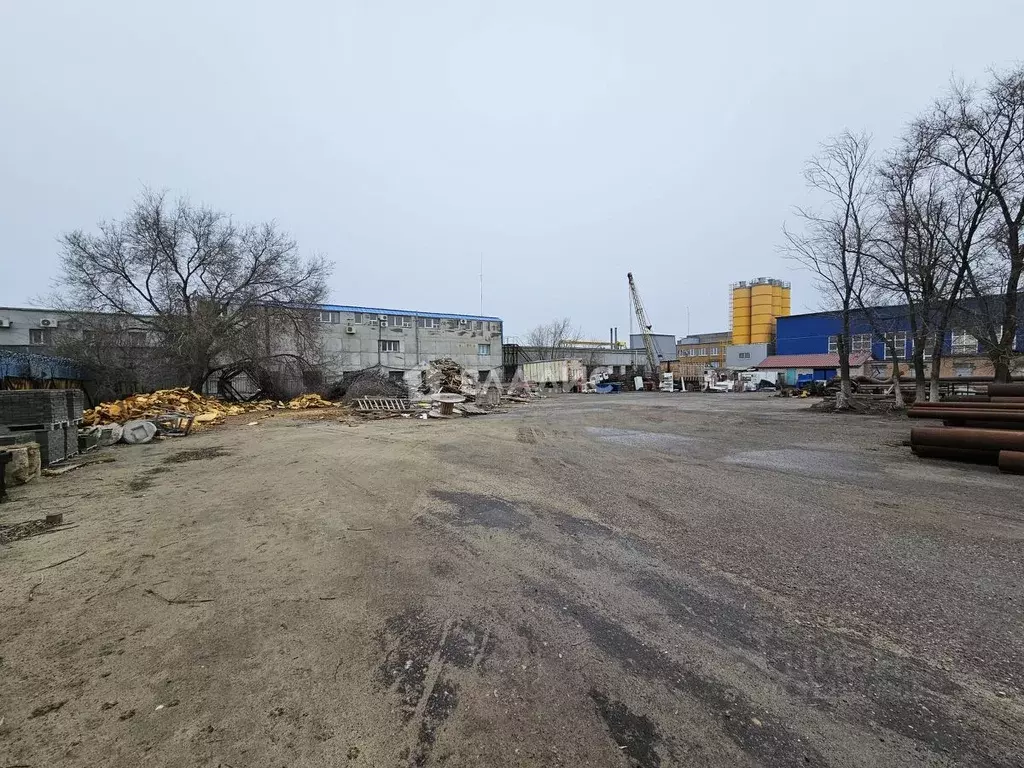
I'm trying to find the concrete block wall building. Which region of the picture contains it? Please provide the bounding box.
[314,305,503,379]
[0,304,505,387]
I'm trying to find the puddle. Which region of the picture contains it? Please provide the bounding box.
[432,491,530,530]
[721,448,875,481]
[586,427,696,453]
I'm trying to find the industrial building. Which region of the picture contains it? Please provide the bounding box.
[676,332,730,369]
[628,333,677,367]
[314,304,503,378]
[756,305,1024,384]
[0,304,505,388]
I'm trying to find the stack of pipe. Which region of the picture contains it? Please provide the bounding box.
[908,383,1024,474]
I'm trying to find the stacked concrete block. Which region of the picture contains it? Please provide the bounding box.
[32,427,66,467]
[65,389,84,422]
[0,390,69,428]
[63,423,78,461]
[0,389,85,467]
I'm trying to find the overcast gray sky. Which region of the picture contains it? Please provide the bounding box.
[2,1,1022,340]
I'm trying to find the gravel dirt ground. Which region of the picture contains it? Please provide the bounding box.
[1,394,1022,767]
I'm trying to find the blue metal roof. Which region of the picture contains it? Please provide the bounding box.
[318,304,501,323]
[0,351,86,381]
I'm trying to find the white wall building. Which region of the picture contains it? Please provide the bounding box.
[0,304,505,381]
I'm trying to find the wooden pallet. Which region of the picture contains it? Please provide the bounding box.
[355,397,412,412]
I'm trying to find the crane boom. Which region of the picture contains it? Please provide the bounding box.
[627,272,661,377]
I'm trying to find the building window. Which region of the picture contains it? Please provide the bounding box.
[951,329,978,355]
[828,334,872,354]
[29,328,51,345]
[710,347,719,355]
[490,322,502,334]
[739,352,750,359]
[851,334,872,354]
[379,339,400,353]
[477,344,491,356]
[400,316,412,328]
[417,317,439,329]
[319,310,340,324]
[883,332,907,358]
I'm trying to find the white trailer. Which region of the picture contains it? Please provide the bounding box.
[523,359,586,389]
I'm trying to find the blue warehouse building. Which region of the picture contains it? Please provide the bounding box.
[756,303,1024,385]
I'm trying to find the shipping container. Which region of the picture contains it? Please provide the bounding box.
[523,359,586,387]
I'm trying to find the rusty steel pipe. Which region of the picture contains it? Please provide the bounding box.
[988,383,1024,398]
[912,445,999,464]
[912,401,1024,409]
[943,420,1024,431]
[911,427,1024,452]
[998,450,1024,474]
[908,409,1024,422]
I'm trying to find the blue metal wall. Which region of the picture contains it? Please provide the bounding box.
[775,307,1024,358]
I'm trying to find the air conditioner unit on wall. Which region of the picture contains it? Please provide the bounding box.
[0,318,11,328]
[38,317,59,328]
[345,325,356,334]
[378,314,388,320]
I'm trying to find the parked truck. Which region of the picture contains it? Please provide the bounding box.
[523,359,586,391]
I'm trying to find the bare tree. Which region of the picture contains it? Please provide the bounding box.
[784,131,874,408]
[861,142,984,400]
[54,190,331,393]
[524,317,581,358]
[918,68,1024,381]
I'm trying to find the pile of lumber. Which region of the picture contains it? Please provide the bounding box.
[82,388,337,428]
[908,383,1024,474]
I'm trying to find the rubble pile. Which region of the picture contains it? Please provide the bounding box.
[425,358,477,399]
[341,368,408,404]
[82,387,338,428]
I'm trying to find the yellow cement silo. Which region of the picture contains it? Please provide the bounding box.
[731,283,751,344]
[782,283,791,316]
[750,280,774,343]
[772,282,783,319]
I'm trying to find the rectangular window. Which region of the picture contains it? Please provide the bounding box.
[379,340,400,353]
[417,317,439,329]
[477,344,491,356]
[319,311,340,324]
[29,328,50,345]
[400,316,412,328]
[739,352,750,359]
[710,347,719,355]
[884,332,907,359]
[828,335,838,354]
[353,312,363,325]
[951,329,978,355]
[473,320,482,331]
[490,322,502,334]
[850,334,872,354]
